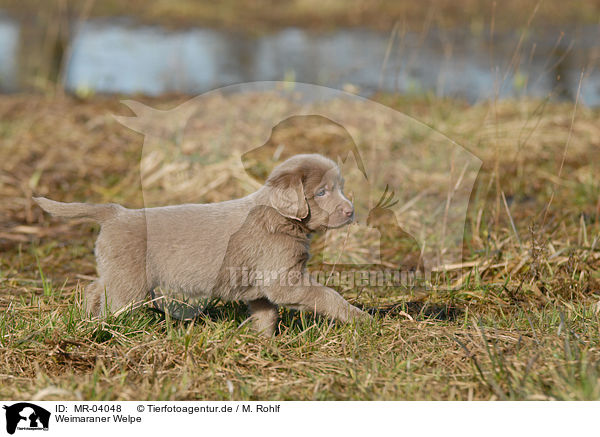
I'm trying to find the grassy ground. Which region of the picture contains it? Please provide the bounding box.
[0,92,599,400]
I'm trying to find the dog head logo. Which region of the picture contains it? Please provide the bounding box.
[3,403,50,434]
[115,82,481,312]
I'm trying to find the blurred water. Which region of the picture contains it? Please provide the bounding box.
[0,16,18,92]
[1,16,599,105]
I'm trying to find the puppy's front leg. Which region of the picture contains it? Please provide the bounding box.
[265,279,368,323]
[247,298,279,337]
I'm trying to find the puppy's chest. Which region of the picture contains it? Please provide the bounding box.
[264,235,308,269]
[228,231,309,272]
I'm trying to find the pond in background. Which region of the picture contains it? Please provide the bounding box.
[0,15,18,92]
[1,15,599,105]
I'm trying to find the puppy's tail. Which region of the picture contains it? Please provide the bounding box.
[33,197,122,223]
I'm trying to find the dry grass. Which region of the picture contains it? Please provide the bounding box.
[1,92,599,400]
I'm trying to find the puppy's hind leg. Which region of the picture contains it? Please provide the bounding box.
[101,274,149,315]
[84,280,104,317]
[84,277,149,317]
[247,298,279,337]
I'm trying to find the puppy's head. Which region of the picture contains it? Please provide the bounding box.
[265,154,354,231]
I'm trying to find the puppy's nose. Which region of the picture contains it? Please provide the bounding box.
[343,206,354,217]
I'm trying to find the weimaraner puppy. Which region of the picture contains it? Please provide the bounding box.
[34,154,368,335]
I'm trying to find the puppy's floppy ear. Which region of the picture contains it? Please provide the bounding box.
[268,173,309,220]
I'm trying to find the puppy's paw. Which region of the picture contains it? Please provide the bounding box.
[348,305,373,321]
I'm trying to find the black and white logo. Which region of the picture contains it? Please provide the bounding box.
[3,403,50,435]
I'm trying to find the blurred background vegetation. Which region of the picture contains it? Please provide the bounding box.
[2,0,600,30]
[0,0,599,100]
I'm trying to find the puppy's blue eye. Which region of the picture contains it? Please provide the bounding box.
[316,189,326,197]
